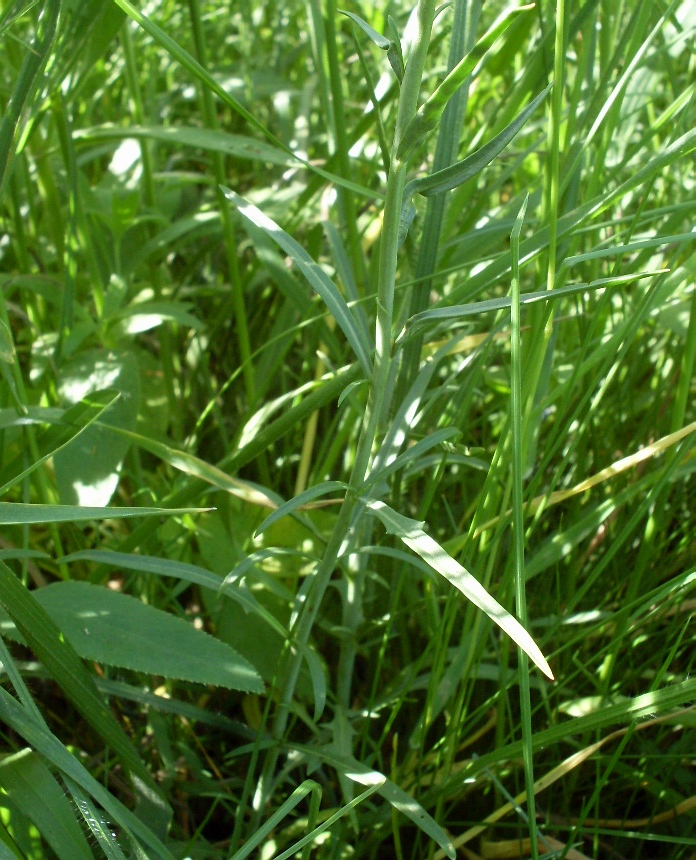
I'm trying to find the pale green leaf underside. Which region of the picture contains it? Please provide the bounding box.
[362,499,554,680]
[0,581,263,693]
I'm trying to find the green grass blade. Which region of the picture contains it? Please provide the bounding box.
[0,0,59,202]
[254,481,348,537]
[404,85,551,198]
[362,499,554,680]
[223,187,373,377]
[109,0,379,200]
[0,390,120,496]
[0,503,209,524]
[398,4,536,159]
[0,687,176,860]
[0,751,93,860]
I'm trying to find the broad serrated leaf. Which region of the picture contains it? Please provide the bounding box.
[361,499,554,679]
[0,581,263,692]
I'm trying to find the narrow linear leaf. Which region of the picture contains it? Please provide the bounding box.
[397,4,536,159]
[223,188,373,377]
[339,10,391,49]
[0,503,210,524]
[229,781,322,860]
[365,427,460,489]
[0,389,120,496]
[0,751,93,860]
[95,425,279,509]
[109,0,380,200]
[66,777,127,860]
[404,85,551,199]
[0,687,177,860]
[362,500,554,680]
[294,744,456,860]
[255,481,348,537]
[405,274,654,331]
[74,125,296,167]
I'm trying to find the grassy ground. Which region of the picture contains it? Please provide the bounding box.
[0,0,694,858]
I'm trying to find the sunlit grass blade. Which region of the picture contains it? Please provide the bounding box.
[223,187,373,377]
[362,499,554,680]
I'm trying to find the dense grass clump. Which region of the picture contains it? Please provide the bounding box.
[0,0,694,858]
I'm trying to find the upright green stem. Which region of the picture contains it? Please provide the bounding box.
[187,0,256,408]
[510,197,539,859]
[398,0,480,398]
[259,0,439,806]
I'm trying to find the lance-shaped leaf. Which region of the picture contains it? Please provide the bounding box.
[397,4,535,160]
[340,10,404,81]
[403,85,551,201]
[362,499,554,680]
[403,274,645,334]
[0,581,263,693]
[223,188,373,378]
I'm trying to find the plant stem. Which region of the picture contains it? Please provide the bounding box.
[259,0,439,806]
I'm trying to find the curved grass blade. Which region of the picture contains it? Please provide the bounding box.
[0,687,176,860]
[362,499,554,680]
[397,4,536,160]
[0,390,120,496]
[0,751,93,860]
[340,9,403,80]
[74,124,296,167]
[293,743,456,860]
[0,503,210,524]
[0,561,164,802]
[110,0,380,201]
[403,85,551,198]
[223,188,373,377]
[0,0,60,202]
[254,481,348,537]
[404,274,654,333]
[64,777,127,860]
